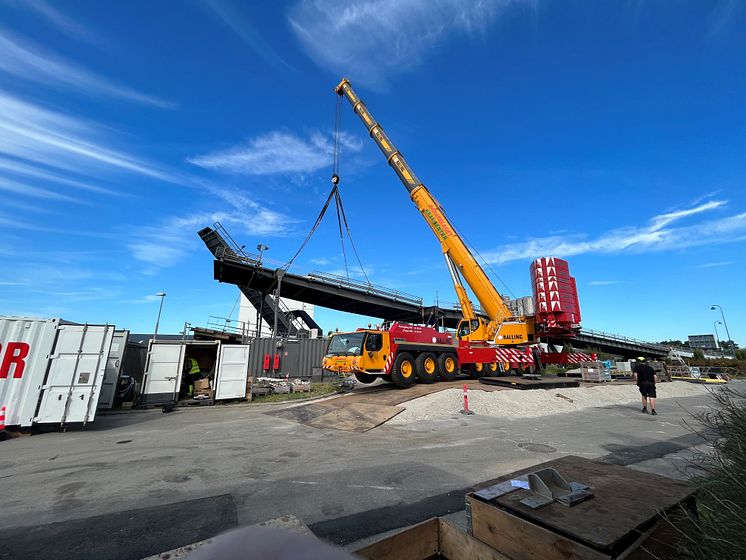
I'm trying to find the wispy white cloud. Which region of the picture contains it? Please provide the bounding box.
[10,0,104,45]
[200,0,295,71]
[0,29,171,107]
[588,280,622,286]
[698,261,734,269]
[0,176,81,202]
[0,157,119,196]
[120,294,165,305]
[189,130,363,175]
[649,200,725,230]
[0,90,180,186]
[483,199,746,263]
[707,0,744,37]
[51,287,119,302]
[288,0,522,88]
[128,193,299,272]
[311,257,332,265]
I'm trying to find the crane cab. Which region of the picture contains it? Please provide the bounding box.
[457,317,534,345]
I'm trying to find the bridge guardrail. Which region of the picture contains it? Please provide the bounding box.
[578,329,668,351]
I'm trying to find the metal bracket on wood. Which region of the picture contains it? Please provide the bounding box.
[520,468,593,509]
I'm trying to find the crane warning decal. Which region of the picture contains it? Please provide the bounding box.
[423,205,454,241]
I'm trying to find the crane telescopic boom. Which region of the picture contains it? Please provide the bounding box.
[335,78,531,344]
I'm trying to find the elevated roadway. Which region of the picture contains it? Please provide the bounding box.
[200,226,670,358]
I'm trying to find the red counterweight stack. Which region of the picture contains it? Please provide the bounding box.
[530,257,581,336]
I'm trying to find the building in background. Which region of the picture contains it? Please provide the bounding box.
[688,334,718,351]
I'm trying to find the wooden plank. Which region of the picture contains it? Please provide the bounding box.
[479,376,580,390]
[619,498,696,560]
[483,456,695,551]
[468,496,610,560]
[306,402,404,432]
[354,517,439,560]
[439,518,511,560]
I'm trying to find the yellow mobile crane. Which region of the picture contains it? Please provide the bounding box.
[322,79,581,387]
[334,78,533,345]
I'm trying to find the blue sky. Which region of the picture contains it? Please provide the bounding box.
[0,0,744,345]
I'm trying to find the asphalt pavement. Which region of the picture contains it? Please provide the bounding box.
[0,383,722,559]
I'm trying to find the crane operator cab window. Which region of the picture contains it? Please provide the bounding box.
[458,319,481,338]
[365,332,383,352]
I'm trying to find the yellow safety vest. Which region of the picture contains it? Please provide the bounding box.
[187,358,200,375]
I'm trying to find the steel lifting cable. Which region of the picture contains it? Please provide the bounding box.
[283,186,338,270]
[449,214,516,299]
[334,191,351,279]
[334,187,371,284]
[283,91,372,284]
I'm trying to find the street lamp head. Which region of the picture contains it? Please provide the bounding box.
[156,292,166,297]
[716,320,723,325]
[710,305,717,310]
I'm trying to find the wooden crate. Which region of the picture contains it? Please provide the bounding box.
[467,456,696,560]
[292,382,311,393]
[355,517,509,560]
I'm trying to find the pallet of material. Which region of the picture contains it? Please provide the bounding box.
[580,362,612,383]
[466,455,696,560]
[292,381,311,393]
[355,517,509,560]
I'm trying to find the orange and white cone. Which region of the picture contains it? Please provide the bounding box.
[460,384,475,416]
[0,406,6,431]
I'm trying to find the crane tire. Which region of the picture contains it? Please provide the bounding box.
[391,353,416,388]
[487,362,499,374]
[354,372,377,384]
[416,352,439,384]
[438,353,458,381]
[382,374,393,383]
[469,362,486,379]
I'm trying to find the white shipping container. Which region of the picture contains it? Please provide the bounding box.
[97,329,130,410]
[141,340,250,406]
[0,316,114,427]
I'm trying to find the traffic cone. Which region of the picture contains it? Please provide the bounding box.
[0,406,6,431]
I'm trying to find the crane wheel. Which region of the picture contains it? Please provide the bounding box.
[382,374,393,383]
[469,362,485,379]
[438,353,458,381]
[391,353,416,388]
[416,353,439,384]
[355,372,377,384]
[487,362,499,374]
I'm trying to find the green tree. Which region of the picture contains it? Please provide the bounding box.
[693,348,705,360]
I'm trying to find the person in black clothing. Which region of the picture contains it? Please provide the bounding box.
[633,357,657,415]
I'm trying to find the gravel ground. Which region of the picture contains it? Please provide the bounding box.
[388,380,713,424]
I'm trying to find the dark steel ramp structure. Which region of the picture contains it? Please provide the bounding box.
[199,226,325,336]
[198,225,463,328]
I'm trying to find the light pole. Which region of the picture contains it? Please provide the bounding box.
[713,321,722,351]
[256,243,269,266]
[153,292,167,340]
[711,305,735,358]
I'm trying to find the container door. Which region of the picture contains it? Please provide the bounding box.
[215,344,250,400]
[97,330,129,410]
[35,325,114,425]
[141,343,185,405]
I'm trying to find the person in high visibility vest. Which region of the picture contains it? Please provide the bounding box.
[183,357,201,396]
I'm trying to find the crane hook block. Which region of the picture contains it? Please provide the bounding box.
[331,174,340,185]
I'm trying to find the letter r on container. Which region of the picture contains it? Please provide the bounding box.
[0,342,30,379]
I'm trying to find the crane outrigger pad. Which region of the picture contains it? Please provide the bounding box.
[478,376,579,390]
